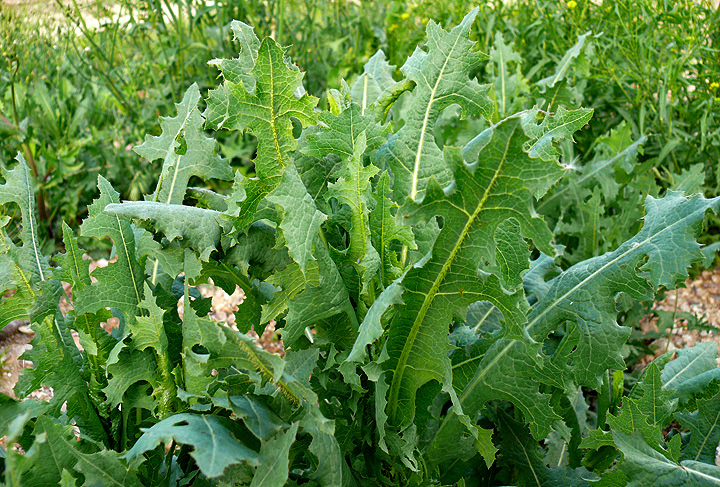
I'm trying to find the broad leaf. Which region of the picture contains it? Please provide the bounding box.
[676,389,720,463]
[76,176,144,322]
[204,37,318,227]
[612,431,720,486]
[376,7,493,202]
[135,83,231,205]
[386,108,590,429]
[662,341,720,402]
[250,423,298,487]
[124,413,260,478]
[432,190,720,453]
[105,201,230,261]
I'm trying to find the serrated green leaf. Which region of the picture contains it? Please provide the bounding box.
[104,348,159,408]
[187,186,229,211]
[294,149,340,213]
[197,259,271,334]
[105,201,229,261]
[207,20,260,91]
[297,405,343,486]
[347,281,403,363]
[676,387,720,464]
[266,163,326,274]
[15,318,107,444]
[0,154,50,287]
[72,449,143,487]
[59,469,77,487]
[54,222,91,291]
[15,417,79,486]
[377,8,492,201]
[250,423,298,487]
[386,113,569,429]
[369,171,416,285]
[538,130,646,215]
[303,103,388,161]
[204,37,318,227]
[225,395,288,441]
[0,156,59,327]
[612,430,720,486]
[126,282,167,353]
[76,176,144,322]
[135,84,231,206]
[182,310,307,403]
[350,49,396,112]
[521,106,594,166]
[537,31,592,89]
[325,132,380,294]
[662,342,720,402]
[123,413,260,478]
[118,282,177,414]
[495,410,591,487]
[431,187,719,458]
[12,416,136,487]
[488,32,528,120]
[276,241,358,348]
[595,363,676,452]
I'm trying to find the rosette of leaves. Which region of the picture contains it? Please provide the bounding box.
[2,8,720,487]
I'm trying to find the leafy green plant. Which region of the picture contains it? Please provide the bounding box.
[3,9,720,486]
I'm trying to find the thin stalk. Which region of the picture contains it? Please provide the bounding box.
[276,0,285,45]
[61,0,138,118]
[664,289,680,353]
[9,63,48,224]
[596,369,611,430]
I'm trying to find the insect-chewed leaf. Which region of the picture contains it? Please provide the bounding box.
[207,20,260,92]
[325,132,380,295]
[123,413,260,478]
[303,103,388,161]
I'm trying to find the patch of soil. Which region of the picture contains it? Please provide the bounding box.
[0,320,33,398]
[640,269,720,359]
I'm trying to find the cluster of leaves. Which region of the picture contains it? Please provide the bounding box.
[2,9,720,486]
[0,0,390,246]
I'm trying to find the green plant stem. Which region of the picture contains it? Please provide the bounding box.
[664,289,680,354]
[276,0,285,45]
[597,369,611,430]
